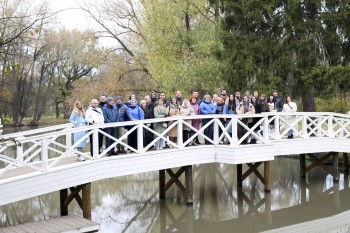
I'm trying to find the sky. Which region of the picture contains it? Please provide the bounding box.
[43,0,116,46]
[46,0,95,29]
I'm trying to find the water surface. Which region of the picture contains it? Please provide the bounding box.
[1,157,349,232]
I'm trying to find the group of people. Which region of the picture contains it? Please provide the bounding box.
[69,89,297,161]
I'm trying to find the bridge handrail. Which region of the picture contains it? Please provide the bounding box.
[0,111,349,182]
[1,123,73,139]
[0,112,348,144]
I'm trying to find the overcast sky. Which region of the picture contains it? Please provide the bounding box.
[46,0,90,29]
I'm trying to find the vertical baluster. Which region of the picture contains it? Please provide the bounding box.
[328,115,334,138]
[231,118,238,147]
[66,132,72,153]
[274,115,280,140]
[92,128,99,159]
[302,116,308,138]
[263,116,269,143]
[213,119,219,144]
[16,136,24,164]
[137,124,144,153]
[41,138,48,172]
[177,119,183,148]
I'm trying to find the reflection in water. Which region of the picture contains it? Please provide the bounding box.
[1,157,350,232]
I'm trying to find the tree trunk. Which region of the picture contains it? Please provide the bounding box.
[55,100,60,118]
[302,91,316,112]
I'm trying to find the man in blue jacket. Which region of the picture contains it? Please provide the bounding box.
[102,97,118,156]
[115,96,132,153]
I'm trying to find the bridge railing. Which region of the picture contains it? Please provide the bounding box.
[0,112,349,179]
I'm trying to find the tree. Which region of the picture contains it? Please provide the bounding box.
[220,0,350,111]
[143,0,224,94]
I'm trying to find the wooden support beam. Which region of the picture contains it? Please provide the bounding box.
[264,161,271,192]
[237,164,242,187]
[306,153,333,173]
[300,154,306,178]
[242,162,263,181]
[66,186,84,209]
[159,170,166,199]
[60,189,68,216]
[333,153,339,181]
[166,169,187,195]
[185,166,193,204]
[343,153,349,172]
[164,167,186,191]
[304,152,339,180]
[159,166,193,204]
[82,183,91,220]
[59,183,92,220]
[237,162,270,192]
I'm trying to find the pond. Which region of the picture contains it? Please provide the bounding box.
[0,156,349,233]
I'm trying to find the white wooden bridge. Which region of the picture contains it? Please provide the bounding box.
[0,112,350,219]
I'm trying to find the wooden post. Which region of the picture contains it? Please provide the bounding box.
[237,164,242,187]
[159,170,166,199]
[264,161,271,192]
[343,153,349,172]
[300,154,306,178]
[185,166,193,204]
[60,189,68,216]
[333,153,339,181]
[82,183,92,220]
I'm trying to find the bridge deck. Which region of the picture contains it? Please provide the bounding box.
[0,156,79,181]
[0,215,99,233]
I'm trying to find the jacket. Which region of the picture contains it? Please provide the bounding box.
[85,107,104,124]
[275,96,283,112]
[200,100,216,115]
[102,104,117,123]
[128,104,145,120]
[116,103,132,122]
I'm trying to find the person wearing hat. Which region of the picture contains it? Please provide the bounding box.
[102,97,118,156]
[115,96,132,153]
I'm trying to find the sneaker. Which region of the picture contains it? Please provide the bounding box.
[120,148,127,154]
[77,156,85,161]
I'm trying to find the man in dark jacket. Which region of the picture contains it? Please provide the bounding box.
[98,95,107,109]
[102,97,118,156]
[175,90,184,105]
[272,90,283,112]
[115,96,132,153]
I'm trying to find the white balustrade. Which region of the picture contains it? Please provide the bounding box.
[0,112,349,181]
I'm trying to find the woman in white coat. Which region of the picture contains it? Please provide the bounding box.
[282,96,297,139]
[85,99,105,155]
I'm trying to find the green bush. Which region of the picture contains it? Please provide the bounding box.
[315,98,349,113]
